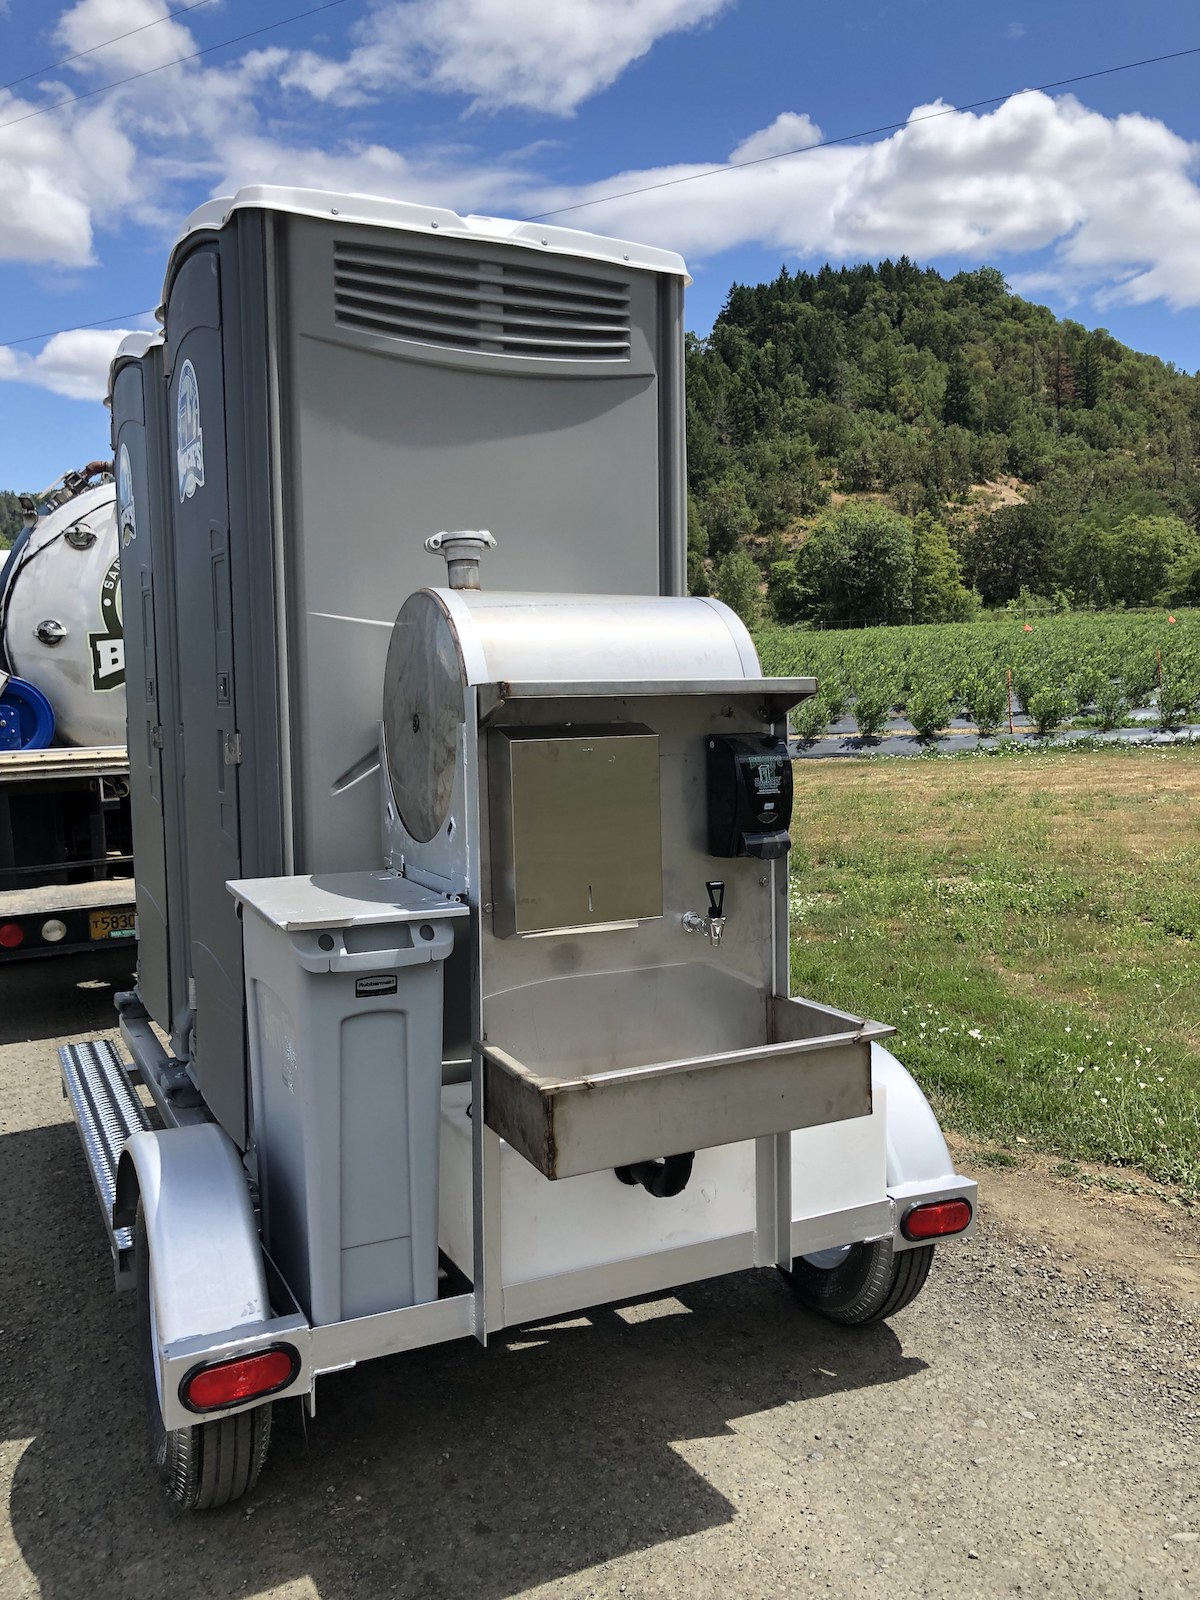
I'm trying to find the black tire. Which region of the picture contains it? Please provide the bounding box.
[782,1239,934,1325]
[135,1200,272,1510]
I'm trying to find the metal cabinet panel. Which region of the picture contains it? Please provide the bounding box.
[488,726,662,937]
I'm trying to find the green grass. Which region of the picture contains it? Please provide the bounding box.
[789,744,1200,1194]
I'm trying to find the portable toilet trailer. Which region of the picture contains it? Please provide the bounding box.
[63,189,976,1511]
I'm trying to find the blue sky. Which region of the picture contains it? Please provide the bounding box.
[1,0,1198,490]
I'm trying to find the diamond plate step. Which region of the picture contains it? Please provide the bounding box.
[59,1039,151,1286]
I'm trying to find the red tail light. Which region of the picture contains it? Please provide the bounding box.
[0,922,24,950]
[180,1346,300,1412]
[902,1198,973,1241]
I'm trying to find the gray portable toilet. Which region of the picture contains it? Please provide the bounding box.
[108,332,187,1038]
[149,186,690,1148]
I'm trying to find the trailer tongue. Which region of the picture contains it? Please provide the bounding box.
[59,186,975,1510]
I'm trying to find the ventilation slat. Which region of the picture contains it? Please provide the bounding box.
[336,308,630,355]
[335,267,628,319]
[334,284,629,336]
[332,240,632,361]
[335,247,631,306]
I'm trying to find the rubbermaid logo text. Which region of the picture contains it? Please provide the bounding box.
[355,974,399,997]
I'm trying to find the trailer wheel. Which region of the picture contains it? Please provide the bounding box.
[782,1239,934,1325]
[135,1200,272,1510]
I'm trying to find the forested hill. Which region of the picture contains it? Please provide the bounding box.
[686,259,1200,625]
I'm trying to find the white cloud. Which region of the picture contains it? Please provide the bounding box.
[730,113,822,165]
[0,9,277,272]
[0,327,139,400]
[54,0,200,76]
[400,0,731,114]
[274,0,734,115]
[212,131,535,216]
[525,93,1200,311]
[0,91,142,264]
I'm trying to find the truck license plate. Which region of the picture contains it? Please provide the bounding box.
[89,909,137,941]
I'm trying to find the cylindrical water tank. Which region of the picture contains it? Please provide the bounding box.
[0,483,126,747]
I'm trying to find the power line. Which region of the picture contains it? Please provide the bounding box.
[2,38,1198,353]
[523,42,1200,221]
[0,0,349,132]
[0,1,219,96]
[2,312,157,351]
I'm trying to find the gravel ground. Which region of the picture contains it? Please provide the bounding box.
[1,954,1197,1600]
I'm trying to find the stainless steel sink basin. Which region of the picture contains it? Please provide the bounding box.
[478,964,894,1179]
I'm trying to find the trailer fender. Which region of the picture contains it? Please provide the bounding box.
[114,1124,269,1341]
[871,1043,977,1247]
[872,1043,954,1188]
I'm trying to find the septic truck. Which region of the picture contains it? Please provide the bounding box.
[59,186,976,1510]
[0,463,135,960]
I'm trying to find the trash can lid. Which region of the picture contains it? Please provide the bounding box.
[227,870,469,933]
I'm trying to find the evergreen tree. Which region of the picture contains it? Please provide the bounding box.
[713,549,763,625]
[703,474,756,557]
[1048,342,1076,415]
[941,352,980,431]
[911,513,976,621]
[870,337,904,413]
[1077,335,1103,410]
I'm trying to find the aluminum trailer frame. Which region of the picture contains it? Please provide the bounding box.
[62,1026,974,1437]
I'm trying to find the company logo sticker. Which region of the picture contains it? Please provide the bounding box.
[355,974,399,997]
[176,358,205,502]
[117,443,136,547]
[89,557,125,691]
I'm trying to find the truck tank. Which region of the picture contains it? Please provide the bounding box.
[0,465,126,748]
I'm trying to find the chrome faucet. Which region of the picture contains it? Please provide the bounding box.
[682,880,726,947]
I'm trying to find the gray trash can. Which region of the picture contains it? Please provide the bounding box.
[229,871,467,1326]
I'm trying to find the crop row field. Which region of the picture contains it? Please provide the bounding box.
[756,609,1200,739]
[788,745,1200,1194]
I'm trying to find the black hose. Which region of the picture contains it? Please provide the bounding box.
[614,1152,695,1198]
